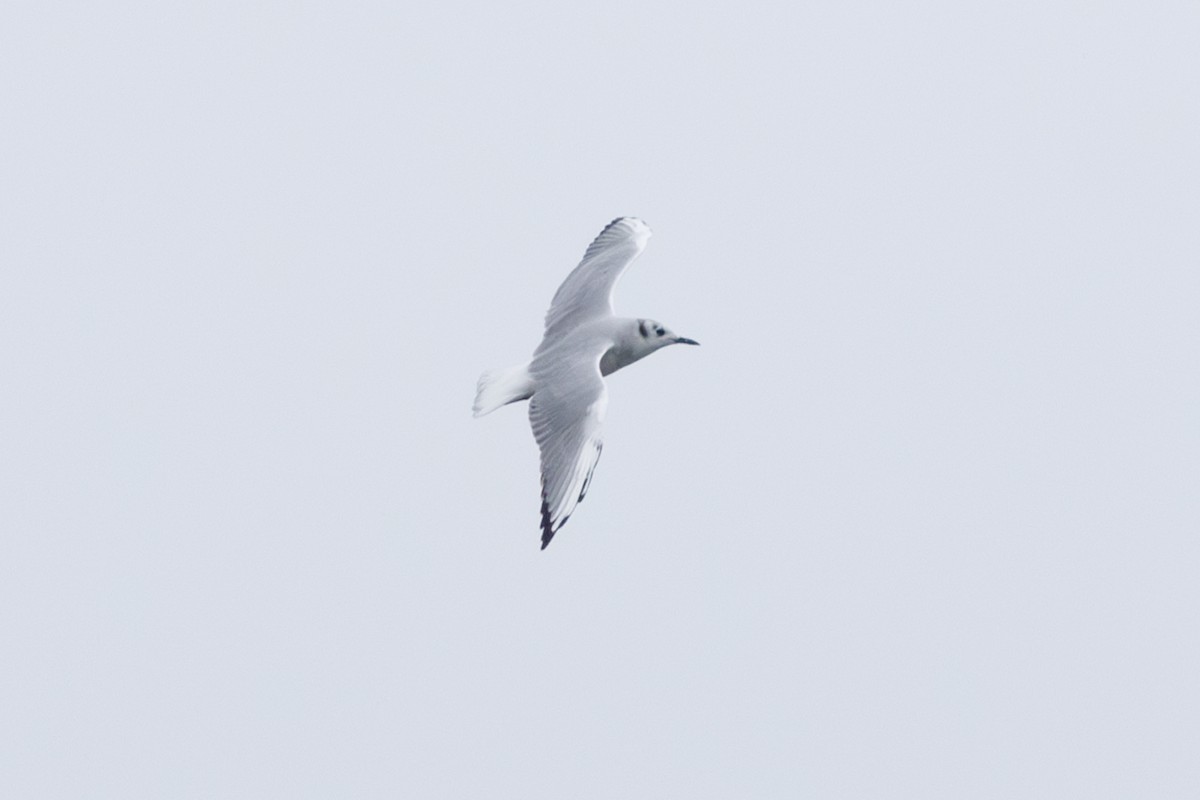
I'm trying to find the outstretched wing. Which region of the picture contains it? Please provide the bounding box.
[528,350,607,549]
[542,217,652,338]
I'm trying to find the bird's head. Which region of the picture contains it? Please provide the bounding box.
[637,318,700,351]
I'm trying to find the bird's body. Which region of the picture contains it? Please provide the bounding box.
[535,316,666,376]
[474,218,698,549]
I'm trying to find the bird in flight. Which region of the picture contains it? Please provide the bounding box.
[474,217,700,549]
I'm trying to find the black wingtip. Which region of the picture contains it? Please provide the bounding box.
[539,497,555,550]
[539,499,573,550]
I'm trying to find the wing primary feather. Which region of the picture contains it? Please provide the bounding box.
[539,495,555,550]
[578,441,603,501]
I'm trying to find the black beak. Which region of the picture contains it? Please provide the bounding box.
[674,337,700,346]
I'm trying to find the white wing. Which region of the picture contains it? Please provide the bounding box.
[528,348,608,549]
[542,217,652,338]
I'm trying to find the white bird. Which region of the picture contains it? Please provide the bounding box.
[474,217,700,549]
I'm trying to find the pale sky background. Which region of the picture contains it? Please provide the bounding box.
[2,2,1198,798]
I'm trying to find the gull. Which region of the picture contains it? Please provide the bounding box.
[474,217,699,549]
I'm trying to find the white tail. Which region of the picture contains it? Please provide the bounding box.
[473,362,535,417]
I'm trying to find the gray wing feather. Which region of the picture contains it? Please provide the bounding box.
[528,350,608,549]
[542,217,651,337]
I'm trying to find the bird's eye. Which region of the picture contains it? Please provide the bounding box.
[655,327,665,336]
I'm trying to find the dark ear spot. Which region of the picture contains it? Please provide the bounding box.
[638,320,649,338]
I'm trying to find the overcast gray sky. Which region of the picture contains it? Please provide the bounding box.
[2,2,1198,798]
